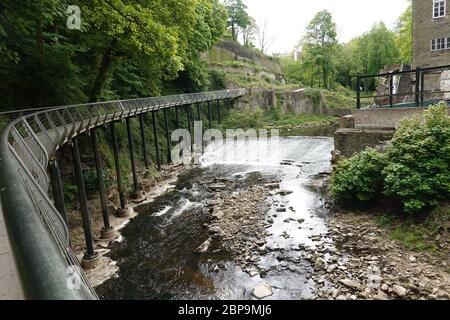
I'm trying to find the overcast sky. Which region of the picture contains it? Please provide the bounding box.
[241,0,410,54]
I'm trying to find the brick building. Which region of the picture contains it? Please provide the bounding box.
[413,0,450,96]
[413,0,450,68]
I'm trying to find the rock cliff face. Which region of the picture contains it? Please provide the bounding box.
[204,40,286,88]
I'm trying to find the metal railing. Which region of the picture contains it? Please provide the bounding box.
[0,89,246,300]
[356,64,450,109]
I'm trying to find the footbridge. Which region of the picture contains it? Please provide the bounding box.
[0,89,246,300]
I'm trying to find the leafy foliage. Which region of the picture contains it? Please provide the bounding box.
[395,3,412,64]
[300,10,338,89]
[224,0,251,41]
[330,148,388,202]
[331,104,450,214]
[383,103,450,214]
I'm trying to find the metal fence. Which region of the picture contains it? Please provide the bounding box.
[356,64,450,109]
[0,89,246,300]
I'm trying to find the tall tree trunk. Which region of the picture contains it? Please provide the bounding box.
[89,39,118,103]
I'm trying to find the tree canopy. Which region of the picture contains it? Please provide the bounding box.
[0,0,227,110]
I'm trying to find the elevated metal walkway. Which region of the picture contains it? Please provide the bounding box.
[0,89,246,300]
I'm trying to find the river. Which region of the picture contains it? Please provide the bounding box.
[97,127,336,300]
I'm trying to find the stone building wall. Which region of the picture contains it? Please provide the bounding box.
[413,0,450,69]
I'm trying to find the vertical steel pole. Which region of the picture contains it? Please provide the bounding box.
[217,100,221,124]
[175,106,180,128]
[207,101,212,128]
[196,103,201,121]
[139,114,150,169]
[152,111,161,170]
[111,121,126,211]
[186,104,192,136]
[389,75,394,107]
[126,117,140,196]
[163,108,172,163]
[48,157,67,224]
[226,98,230,112]
[420,71,425,107]
[71,137,96,259]
[356,76,361,110]
[91,128,111,232]
[415,68,421,108]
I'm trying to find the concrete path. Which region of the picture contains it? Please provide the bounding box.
[0,205,24,300]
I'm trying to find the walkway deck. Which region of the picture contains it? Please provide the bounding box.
[0,205,24,300]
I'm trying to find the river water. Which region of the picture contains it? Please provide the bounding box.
[97,127,336,300]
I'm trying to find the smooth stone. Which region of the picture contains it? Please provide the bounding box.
[252,283,273,299]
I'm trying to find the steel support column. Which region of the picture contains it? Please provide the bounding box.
[196,103,201,121]
[207,101,212,128]
[186,105,192,136]
[48,157,67,224]
[415,68,421,108]
[139,114,150,169]
[152,111,161,170]
[175,106,180,128]
[163,108,172,163]
[356,76,361,110]
[389,75,394,107]
[126,117,140,196]
[111,121,126,211]
[71,137,97,260]
[91,128,112,235]
[217,100,221,124]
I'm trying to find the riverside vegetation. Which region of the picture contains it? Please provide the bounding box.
[330,103,450,265]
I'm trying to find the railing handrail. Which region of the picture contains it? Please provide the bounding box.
[0,88,246,300]
[355,64,450,109]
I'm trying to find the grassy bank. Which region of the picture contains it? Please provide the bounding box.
[221,107,338,131]
[375,203,450,256]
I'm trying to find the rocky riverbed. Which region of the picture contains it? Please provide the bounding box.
[198,175,450,300]
[95,135,450,300]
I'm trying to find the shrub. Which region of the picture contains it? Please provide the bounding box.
[383,103,450,214]
[330,148,387,202]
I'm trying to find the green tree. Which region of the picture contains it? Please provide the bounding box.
[300,10,338,89]
[360,22,400,75]
[224,0,251,41]
[395,3,413,64]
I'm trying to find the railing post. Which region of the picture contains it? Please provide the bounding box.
[389,75,394,107]
[226,98,231,112]
[175,106,180,129]
[217,100,221,124]
[186,104,192,136]
[48,156,67,224]
[139,114,150,169]
[196,102,201,121]
[71,137,99,266]
[163,108,171,163]
[91,128,116,239]
[207,101,212,128]
[151,110,161,170]
[420,71,425,107]
[110,121,127,215]
[356,76,361,110]
[415,67,421,108]
[126,117,140,198]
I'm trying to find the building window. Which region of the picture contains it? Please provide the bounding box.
[431,38,449,51]
[433,0,446,18]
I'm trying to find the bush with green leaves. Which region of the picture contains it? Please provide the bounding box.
[330,148,387,202]
[382,103,450,214]
[330,103,450,214]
